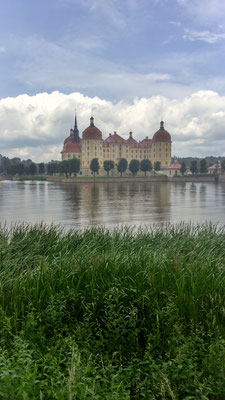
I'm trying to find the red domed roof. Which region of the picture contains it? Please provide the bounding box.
[153,121,171,143]
[61,137,82,153]
[82,117,102,140]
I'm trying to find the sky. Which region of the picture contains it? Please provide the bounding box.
[0,0,225,162]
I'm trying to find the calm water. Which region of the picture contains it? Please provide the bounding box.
[0,180,225,229]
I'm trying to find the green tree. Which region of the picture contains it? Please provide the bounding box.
[6,164,17,176]
[200,159,207,174]
[68,158,80,176]
[61,160,70,177]
[221,159,225,173]
[190,160,198,174]
[140,159,152,176]
[38,163,45,174]
[180,161,186,175]
[90,158,100,176]
[103,160,114,176]
[117,158,128,176]
[129,159,140,176]
[29,162,37,175]
[154,161,161,171]
[17,163,25,176]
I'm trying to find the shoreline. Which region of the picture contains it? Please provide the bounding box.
[0,174,218,183]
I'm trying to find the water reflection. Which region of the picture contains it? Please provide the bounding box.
[0,180,225,229]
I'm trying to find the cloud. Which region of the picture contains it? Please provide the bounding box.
[176,0,225,26]
[1,90,225,162]
[169,21,182,27]
[183,29,225,43]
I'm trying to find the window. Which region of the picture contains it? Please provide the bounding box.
[87,152,89,157]
[87,146,89,150]
[95,146,97,150]
[103,149,105,152]
[95,152,97,156]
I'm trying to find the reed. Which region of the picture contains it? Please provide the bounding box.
[0,224,224,399]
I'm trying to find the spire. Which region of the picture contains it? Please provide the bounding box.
[160,120,164,130]
[90,116,94,126]
[74,112,78,131]
[129,130,132,138]
[73,111,80,142]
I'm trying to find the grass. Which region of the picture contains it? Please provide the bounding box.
[0,223,224,399]
[17,175,47,181]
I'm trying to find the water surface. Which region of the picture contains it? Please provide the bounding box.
[0,180,225,229]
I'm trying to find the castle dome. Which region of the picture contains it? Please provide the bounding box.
[61,137,82,153]
[82,117,102,140]
[152,121,171,143]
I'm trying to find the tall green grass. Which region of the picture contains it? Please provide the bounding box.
[0,223,224,399]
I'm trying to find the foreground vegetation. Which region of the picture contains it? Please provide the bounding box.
[0,224,224,399]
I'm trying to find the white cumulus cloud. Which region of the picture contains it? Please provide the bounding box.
[183,29,225,43]
[0,90,225,162]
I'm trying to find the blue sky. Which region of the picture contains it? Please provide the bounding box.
[0,0,225,161]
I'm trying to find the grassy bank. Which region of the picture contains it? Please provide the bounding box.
[0,224,224,399]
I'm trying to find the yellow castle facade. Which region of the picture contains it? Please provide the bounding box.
[61,116,172,174]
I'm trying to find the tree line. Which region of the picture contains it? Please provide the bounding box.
[180,159,225,175]
[2,153,225,177]
[0,154,159,177]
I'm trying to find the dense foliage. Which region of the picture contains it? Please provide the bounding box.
[0,224,224,399]
[200,159,208,174]
[103,160,114,176]
[117,158,128,176]
[180,161,186,175]
[154,161,161,171]
[129,159,140,176]
[90,158,100,176]
[140,159,152,176]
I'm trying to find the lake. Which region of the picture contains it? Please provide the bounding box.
[0,180,225,229]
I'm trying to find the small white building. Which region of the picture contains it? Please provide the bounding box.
[163,161,182,177]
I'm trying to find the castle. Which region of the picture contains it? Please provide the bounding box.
[61,115,172,175]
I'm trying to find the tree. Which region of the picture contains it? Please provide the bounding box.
[68,158,80,176]
[60,160,70,177]
[38,162,45,174]
[129,159,140,176]
[6,164,17,176]
[200,159,207,174]
[90,158,99,176]
[140,159,152,176]
[103,160,114,176]
[180,161,186,175]
[190,160,198,174]
[17,163,25,176]
[222,159,225,173]
[29,162,37,175]
[154,161,161,171]
[117,158,128,176]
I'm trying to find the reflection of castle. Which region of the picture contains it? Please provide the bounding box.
[61,115,172,174]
